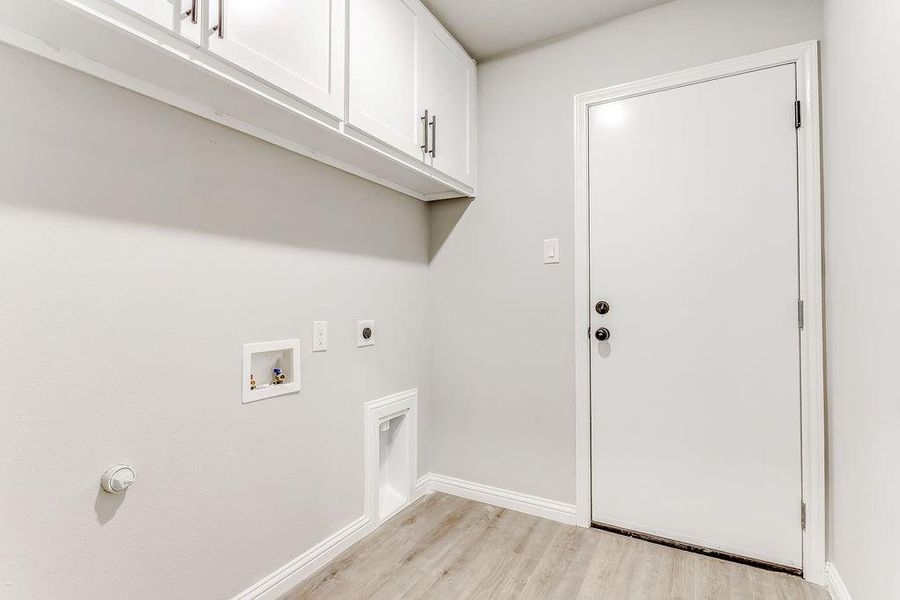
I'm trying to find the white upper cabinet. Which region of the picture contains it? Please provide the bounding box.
[348,0,475,185]
[348,0,426,159]
[108,0,201,44]
[420,21,475,186]
[19,0,475,197]
[206,0,345,118]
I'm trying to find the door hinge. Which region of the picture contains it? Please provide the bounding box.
[794,100,802,129]
[798,299,805,330]
[801,501,807,530]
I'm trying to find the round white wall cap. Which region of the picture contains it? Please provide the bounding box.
[101,464,135,494]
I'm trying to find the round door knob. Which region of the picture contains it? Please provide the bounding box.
[595,301,610,315]
[595,327,611,341]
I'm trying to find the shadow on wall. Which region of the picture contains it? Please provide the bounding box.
[94,487,126,525]
[429,197,472,262]
[0,45,427,264]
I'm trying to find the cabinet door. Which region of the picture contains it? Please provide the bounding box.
[348,0,425,158]
[108,0,201,44]
[421,22,475,185]
[207,0,345,118]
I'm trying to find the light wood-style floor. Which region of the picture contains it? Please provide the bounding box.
[280,493,829,600]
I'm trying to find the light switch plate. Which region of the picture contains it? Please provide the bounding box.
[544,238,560,264]
[312,321,327,352]
[357,320,375,347]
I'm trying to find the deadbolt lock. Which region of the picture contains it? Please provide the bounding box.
[595,301,610,315]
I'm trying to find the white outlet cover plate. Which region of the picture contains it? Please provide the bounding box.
[312,321,327,352]
[357,320,375,347]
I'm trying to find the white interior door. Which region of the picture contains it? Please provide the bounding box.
[420,22,475,185]
[109,0,201,43]
[347,0,425,158]
[589,65,803,568]
[207,0,344,117]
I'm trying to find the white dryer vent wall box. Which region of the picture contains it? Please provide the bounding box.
[365,389,418,526]
[242,339,301,404]
[378,414,409,519]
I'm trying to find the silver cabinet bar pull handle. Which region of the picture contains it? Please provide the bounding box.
[429,114,436,158]
[420,110,429,154]
[211,0,225,38]
[184,0,198,24]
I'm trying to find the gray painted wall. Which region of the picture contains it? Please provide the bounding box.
[429,0,823,504]
[0,45,431,599]
[822,0,900,597]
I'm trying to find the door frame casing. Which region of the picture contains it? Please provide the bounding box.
[572,41,825,584]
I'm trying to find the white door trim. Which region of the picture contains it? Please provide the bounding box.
[572,41,824,584]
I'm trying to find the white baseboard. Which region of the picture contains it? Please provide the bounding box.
[413,474,436,501]
[232,389,422,600]
[230,471,576,599]
[416,472,577,525]
[230,516,373,600]
[825,562,852,600]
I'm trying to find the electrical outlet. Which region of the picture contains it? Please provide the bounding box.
[312,321,327,352]
[357,320,375,348]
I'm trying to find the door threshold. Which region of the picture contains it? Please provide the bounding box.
[591,521,802,577]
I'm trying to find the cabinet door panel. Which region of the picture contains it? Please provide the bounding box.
[208,0,344,117]
[422,23,474,185]
[108,0,200,44]
[348,0,424,158]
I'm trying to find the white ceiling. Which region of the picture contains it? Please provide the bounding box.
[423,0,673,60]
